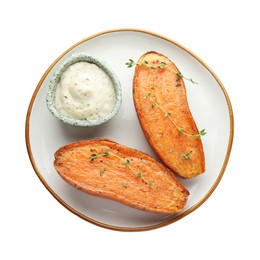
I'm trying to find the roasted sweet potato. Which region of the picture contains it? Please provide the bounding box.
[133,51,205,178]
[54,139,189,214]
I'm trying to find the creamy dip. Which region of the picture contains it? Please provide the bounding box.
[55,61,116,121]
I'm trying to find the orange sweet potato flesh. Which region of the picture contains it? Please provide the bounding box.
[133,51,205,178]
[54,139,189,214]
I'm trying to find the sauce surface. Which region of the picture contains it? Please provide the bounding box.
[55,61,116,121]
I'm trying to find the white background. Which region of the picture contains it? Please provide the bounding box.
[1,0,259,259]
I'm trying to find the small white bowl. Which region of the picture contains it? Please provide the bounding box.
[46,53,122,127]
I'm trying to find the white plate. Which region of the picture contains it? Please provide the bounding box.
[26,29,234,231]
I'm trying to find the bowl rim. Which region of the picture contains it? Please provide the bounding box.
[46,52,122,127]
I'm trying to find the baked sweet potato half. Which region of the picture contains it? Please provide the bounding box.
[54,139,189,214]
[132,51,205,178]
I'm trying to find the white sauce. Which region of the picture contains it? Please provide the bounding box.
[55,61,116,121]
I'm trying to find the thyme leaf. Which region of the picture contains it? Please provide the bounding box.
[136,172,142,178]
[157,61,167,68]
[141,60,148,66]
[103,150,109,156]
[89,153,98,161]
[194,129,207,138]
[100,167,106,176]
[180,152,191,160]
[124,159,130,166]
[178,128,183,133]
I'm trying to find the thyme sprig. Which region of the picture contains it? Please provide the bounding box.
[89,149,153,187]
[176,72,198,85]
[126,59,198,85]
[104,150,152,187]
[125,59,167,69]
[144,93,206,138]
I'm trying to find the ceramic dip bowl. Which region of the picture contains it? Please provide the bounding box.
[46,53,122,127]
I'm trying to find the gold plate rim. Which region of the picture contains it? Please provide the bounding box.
[25,28,234,232]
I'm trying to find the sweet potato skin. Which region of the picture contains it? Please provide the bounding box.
[133,51,205,178]
[54,139,189,214]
